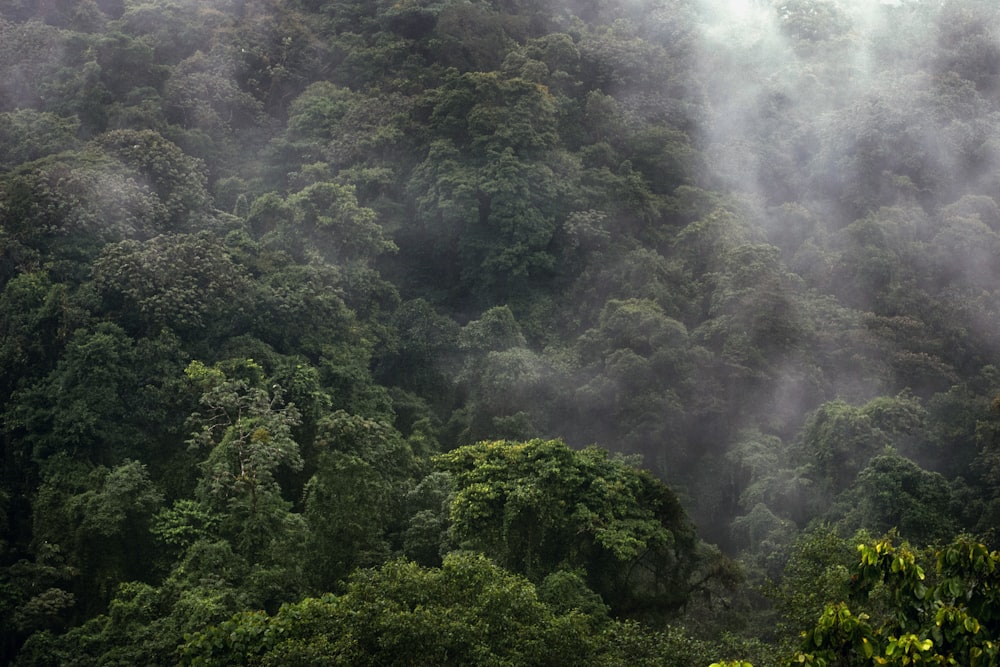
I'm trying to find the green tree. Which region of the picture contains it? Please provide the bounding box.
[790,536,1000,666]
[92,30,169,99]
[118,0,231,64]
[5,323,145,464]
[775,0,852,42]
[840,452,956,544]
[697,243,807,373]
[766,527,864,642]
[95,129,212,230]
[400,471,453,566]
[287,181,397,263]
[302,410,418,589]
[0,19,70,111]
[164,49,263,134]
[435,438,705,617]
[29,455,163,617]
[934,0,1000,94]
[449,306,555,441]
[276,81,411,188]
[92,233,252,337]
[0,271,87,397]
[571,297,692,468]
[0,110,80,171]
[799,394,927,497]
[185,360,305,561]
[407,70,567,302]
[374,298,460,403]
[0,150,167,258]
[726,429,814,533]
[180,552,609,667]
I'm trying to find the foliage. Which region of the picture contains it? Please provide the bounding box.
[180,552,609,666]
[789,536,1000,667]
[302,410,418,589]
[434,438,711,618]
[186,360,305,560]
[93,233,251,335]
[5,0,1000,662]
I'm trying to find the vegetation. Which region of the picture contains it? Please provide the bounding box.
[3,0,1000,664]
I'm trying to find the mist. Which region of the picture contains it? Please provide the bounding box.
[592,0,1000,547]
[5,0,1000,660]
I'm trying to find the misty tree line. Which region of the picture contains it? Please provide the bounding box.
[3,0,1000,664]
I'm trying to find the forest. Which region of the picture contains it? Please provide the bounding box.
[3,0,1000,663]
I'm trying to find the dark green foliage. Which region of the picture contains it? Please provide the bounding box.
[302,410,419,589]
[180,552,610,667]
[6,323,147,464]
[800,394,927,497]
[7,0,1000,664]
[843,452,956,544]
[0,110,80,171]
[93,233,251,336]
[185,360,305,561]
[435,438,709,618]
[94,129,212,230]
[29,455,164,618]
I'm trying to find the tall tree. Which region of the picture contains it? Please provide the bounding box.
[435,438,710,618]
[185,360,305,562]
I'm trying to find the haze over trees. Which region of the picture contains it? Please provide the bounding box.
[3,0,1000,664]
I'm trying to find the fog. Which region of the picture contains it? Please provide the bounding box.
[2,0,998,600]
[597,0,1000,544]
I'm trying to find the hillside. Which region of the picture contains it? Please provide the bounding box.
[3,0,1000,664]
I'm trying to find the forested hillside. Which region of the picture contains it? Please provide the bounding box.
[3,0,1000,664]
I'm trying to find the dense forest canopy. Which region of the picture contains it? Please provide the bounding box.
[3,0,1000,663]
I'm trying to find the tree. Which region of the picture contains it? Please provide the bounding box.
[929,205,1000,292]
[92,30,168,99]
[775,0,852,43]
[790,536,1000,666]
[374,298,460,402]
[400,471,453,566]
[28,456,163,618]
[0,110,80,171]
[118,0,232,64]
[841,452,956,544]
[277,81,411,186]
[765,526,864,641]
[428,2,517,72]
[95,129,212,230]
[185,360,305,561]
[449,306,554,441]
[5,323,145,465]
[434,438,705,618]
[302,410,418,589]
[287,181,397,263]
[0,150,167,256]
[164,50,264,135]
[407,70,567,302]
[180,552,609,667]
[0,129,216,283]
[0,19,70,111]
[92,233,252,337]
[0,271,87,397]
[727,429,814,532]
[799,394,927,497]
[934,0,1000,94]
[699,243,807,370]
[570,297,692,469]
